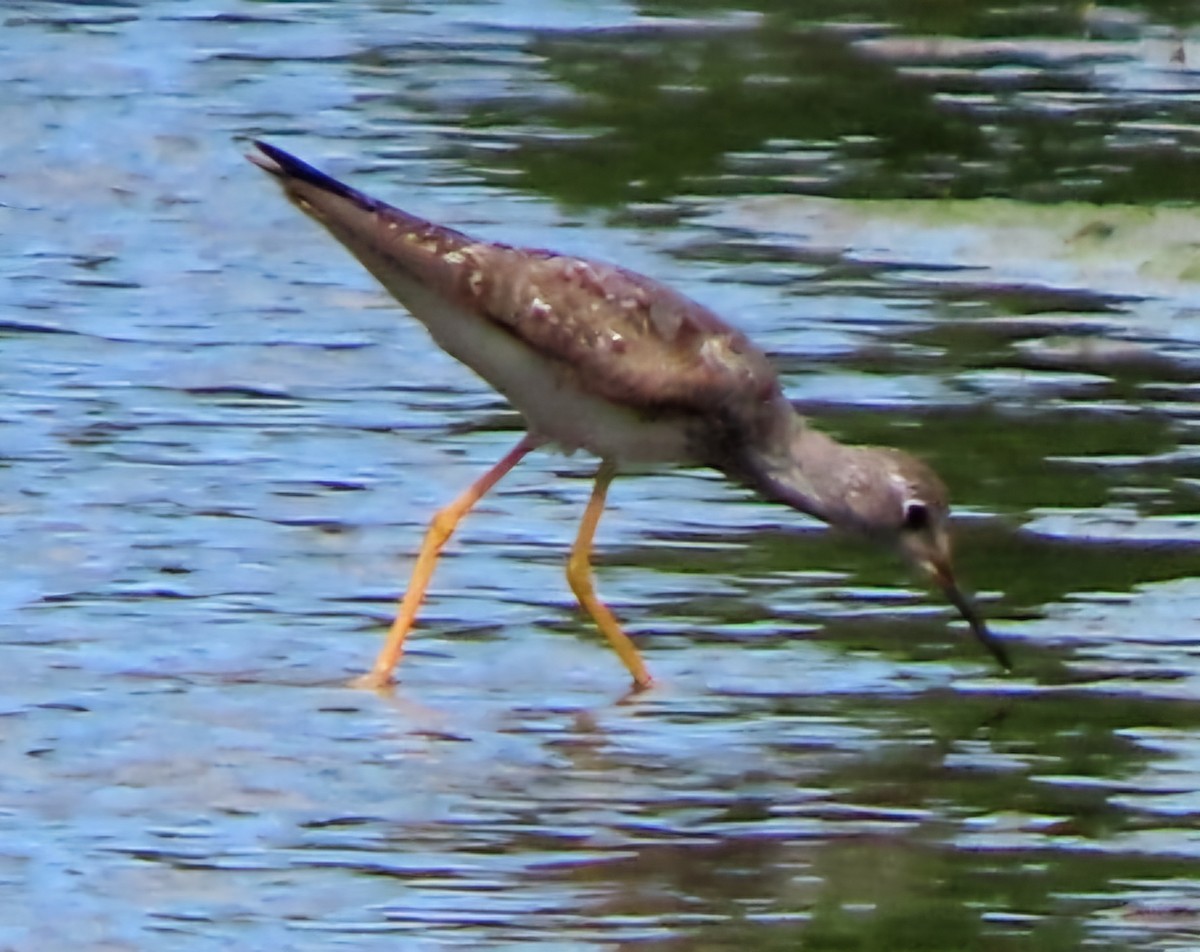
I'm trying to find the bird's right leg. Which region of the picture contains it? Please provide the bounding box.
[352,434,539,690]
[566,461,654,691]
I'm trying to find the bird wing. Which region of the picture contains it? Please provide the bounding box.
[249,141,782,417]
[463,243,782,414]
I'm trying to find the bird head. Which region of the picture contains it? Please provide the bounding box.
[857,448,1011,672]
[745,428,1010,671]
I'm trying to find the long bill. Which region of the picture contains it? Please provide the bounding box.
[931,562,1012,672]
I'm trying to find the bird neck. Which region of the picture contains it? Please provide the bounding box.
[734,411,871,531]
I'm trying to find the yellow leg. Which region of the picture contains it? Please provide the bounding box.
[352,435,537,690]
[567,461,653,690]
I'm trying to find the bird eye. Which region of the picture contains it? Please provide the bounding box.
[902,501,930,531]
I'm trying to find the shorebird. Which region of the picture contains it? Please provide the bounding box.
[248,140,1011,690]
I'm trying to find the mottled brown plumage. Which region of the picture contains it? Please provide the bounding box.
[249,140,1010,688]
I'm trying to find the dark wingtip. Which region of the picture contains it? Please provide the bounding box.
[246,140,371,207]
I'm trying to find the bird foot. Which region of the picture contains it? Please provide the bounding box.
[348,670,396,691]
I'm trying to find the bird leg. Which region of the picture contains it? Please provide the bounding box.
[566,462,654,691]
[352,435,538,690]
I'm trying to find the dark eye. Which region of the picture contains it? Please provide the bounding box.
[902,501,930,531]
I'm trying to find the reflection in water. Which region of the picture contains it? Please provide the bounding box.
[2,0,1200,949]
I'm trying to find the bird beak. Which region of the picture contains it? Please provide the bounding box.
[924,556,1011,671]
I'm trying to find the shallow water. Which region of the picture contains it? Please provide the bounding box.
[4,0,1200,948]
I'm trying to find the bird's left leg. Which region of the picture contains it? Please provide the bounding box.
[566,461,653,690]
[352,434,538,690]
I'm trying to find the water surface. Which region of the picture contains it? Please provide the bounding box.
[3,0,1200,948]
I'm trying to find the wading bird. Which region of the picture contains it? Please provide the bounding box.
[249,141,1010,690]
